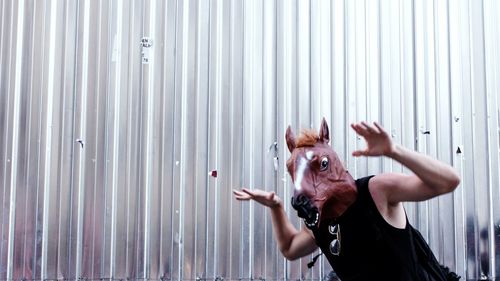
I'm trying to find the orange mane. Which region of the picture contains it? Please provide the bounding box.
[295,129,319,148]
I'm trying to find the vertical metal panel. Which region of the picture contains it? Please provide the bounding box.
[483,0,500,278]
[448,1,467,277]
[1,0,500,280]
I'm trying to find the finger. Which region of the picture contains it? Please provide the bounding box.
[234,195,251,201]
[233,189,246,196]
[241,188,258,197]
[358,122,373,135]
[234,194,250,200]
[361,121,380,134]
[373,122,387,135]
[234,188,253,197]
[351,123,369,137]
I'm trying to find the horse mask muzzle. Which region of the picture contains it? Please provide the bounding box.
[291,194,319,228]
[286,118,357,230]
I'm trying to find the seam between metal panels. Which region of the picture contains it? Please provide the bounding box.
[433,0,443,261]
[228,1,235,278]
[480,0,496,275]
[24,1,36,272]
[212,0,223,275]
[178,0,191,279]
[194,3,202,278]
[144,0,157,277]
[203,0,212,277]
[0,4,14,267]
[32,2,49,278]
[56,1,72,277]
[444,0,459,269]
[365,0,370,169]
[109,0,123,277]
[41,0,58,278]
[238,21,245,276]
[7,0,25,279]
[411,0,418,152]
[466,0,480,277]
[0,0,4,93]
[75,0,91,277]
[308,0,312,125]
[95,2,105,276]
[377,0,383,173]
[68,0,81,277]
[124,1,135,277]
[102,3,113,274]
[343,0,348,171]
[167,0,178,279]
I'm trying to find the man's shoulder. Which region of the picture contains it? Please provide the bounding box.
[366,173,403,204]
[366,173,406,190]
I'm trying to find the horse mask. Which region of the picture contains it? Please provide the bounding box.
[286,118,357,229]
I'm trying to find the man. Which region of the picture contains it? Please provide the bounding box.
[234,119,461,280]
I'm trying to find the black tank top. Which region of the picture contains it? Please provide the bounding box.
[312,176,435,281]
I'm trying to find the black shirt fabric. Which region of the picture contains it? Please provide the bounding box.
[312,176,454,281]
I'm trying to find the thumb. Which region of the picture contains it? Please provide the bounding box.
[268,192,282,207]
[352,149,368,157]
[268,191,276,200]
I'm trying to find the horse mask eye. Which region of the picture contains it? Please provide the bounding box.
[320,157,329,171]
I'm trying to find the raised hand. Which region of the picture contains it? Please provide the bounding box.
[351,121,395,157]
[233,188,282,209]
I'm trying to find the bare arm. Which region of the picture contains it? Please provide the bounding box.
[233,189,317,260]
[381,144,461,202]
[351,122,461,204]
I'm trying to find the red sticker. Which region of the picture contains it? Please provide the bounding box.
[208,170,218,178]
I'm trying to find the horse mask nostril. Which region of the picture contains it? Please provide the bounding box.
[291,194,307,207]
[291,195,318,222]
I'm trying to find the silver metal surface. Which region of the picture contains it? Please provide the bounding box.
[1,0,500,280]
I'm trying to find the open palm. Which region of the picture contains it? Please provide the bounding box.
[351,121,395,157]
[233,188,282,208]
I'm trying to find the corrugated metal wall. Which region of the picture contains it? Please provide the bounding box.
[1,0,499,280]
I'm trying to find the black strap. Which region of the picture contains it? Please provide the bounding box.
[307,252,323,268]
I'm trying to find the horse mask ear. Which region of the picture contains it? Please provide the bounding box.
[319,117,330,144]
[286,126,296,153]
